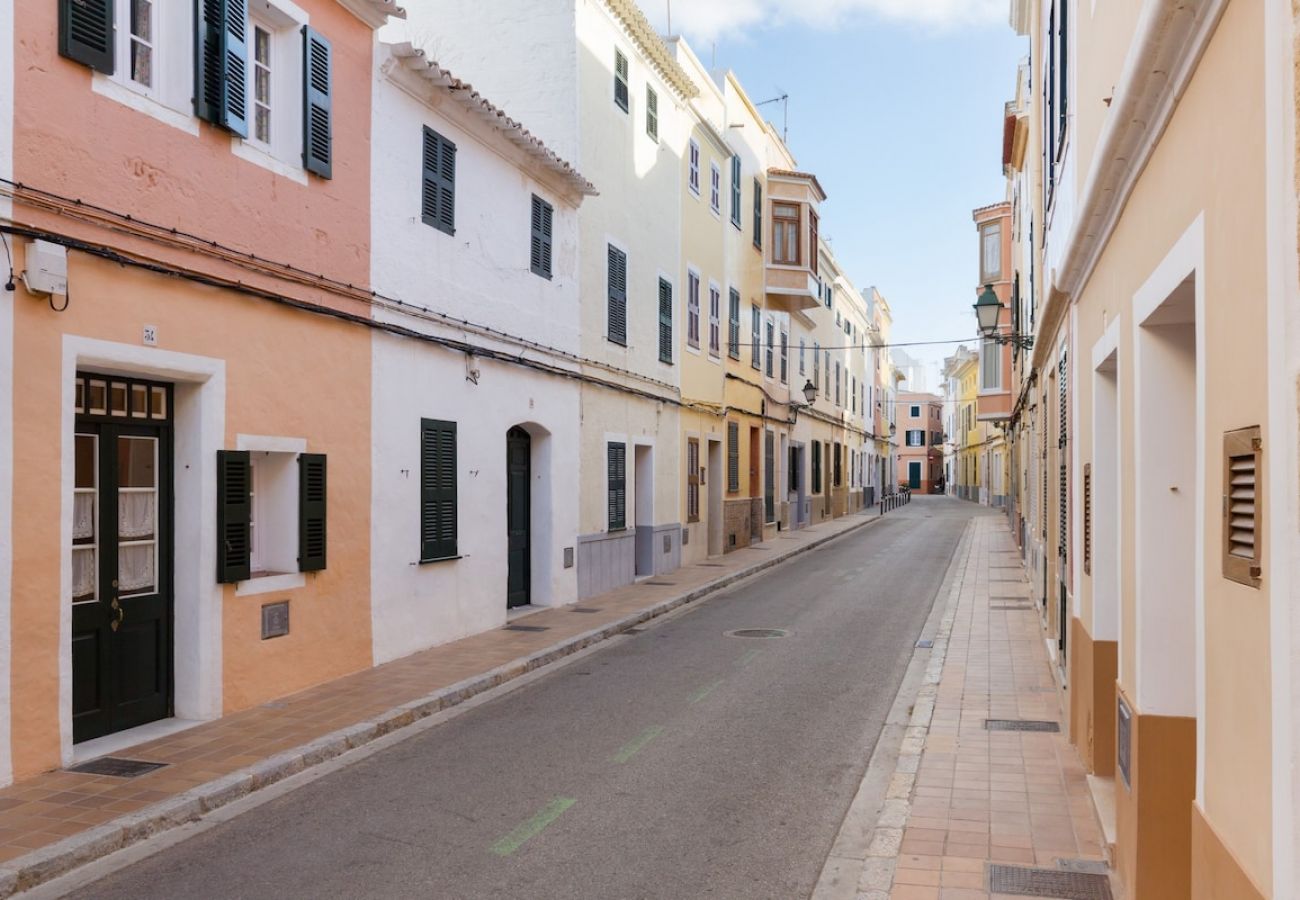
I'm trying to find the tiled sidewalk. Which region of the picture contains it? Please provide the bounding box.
[865,516,1107,899]
[0,512,881,896]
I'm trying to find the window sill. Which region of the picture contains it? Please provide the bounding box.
[91,74,199,136]
[236,571,306,597]
[231,139,309,185]
[419,554,463,565]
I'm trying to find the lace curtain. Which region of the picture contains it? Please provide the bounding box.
[73,492,95,541]
[118,492,155,539]
[72,548,95,601]
[118,543,155,593]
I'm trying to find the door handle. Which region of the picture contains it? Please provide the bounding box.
[110,597,124,632]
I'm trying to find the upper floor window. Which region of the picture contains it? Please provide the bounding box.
[530,195,554,279]
[910,405,920,417]
[687,271,701,349]
[772,203,800,265]
[250,25,272,145]
[688,140,701,196]
[1045,0,1069,201]
[730,156,742,227]
[422,126,456,236]
[614,49,629,112]
[645,85,658,140]
[980,223,1002,281]
[710,163,721,215]
[809,210,819,276]
[752,178,763,250]
[906,430,924,447]
[980,338,1003,390]
[127,0,156,90]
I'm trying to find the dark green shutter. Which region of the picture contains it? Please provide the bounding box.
[728,288,740,358]
[752,178,763,248]
[607,442,626,530]
[727,422,739,492]
[730,156,742,226]
[646,86,658,139]
[750,305,761,370]
[531,195,553,279]
[607,245,627,345]
[298,453,327,571]
[421,419,458,561]
[422,127,456,235]
[59,0,114,73]
[195,0,249,137]
[614,50,629,112]
[657,278,673,364]
[302,26,332,178]
[764,432,775,522]
[216,450,251,583]
[811,440,821,494]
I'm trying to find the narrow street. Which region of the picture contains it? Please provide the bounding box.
[69,499,991,900]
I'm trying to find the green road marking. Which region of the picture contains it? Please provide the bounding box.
[688,679,725,705]
[490,797,576,856]
[612,725,665,763]
[737,648,761,666]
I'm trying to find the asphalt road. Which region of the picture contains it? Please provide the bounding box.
[71,496,989,900]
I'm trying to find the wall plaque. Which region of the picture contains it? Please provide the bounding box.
[1117,695,1132,790]
[261,600,290,640]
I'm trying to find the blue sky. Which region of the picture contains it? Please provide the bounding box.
[644,0,1027,387]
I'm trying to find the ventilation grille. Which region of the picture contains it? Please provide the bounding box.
[1082,463,1092,576]
[1223,426,1262,587]
[987,864,1112,899]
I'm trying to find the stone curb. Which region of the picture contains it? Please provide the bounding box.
[853,521,974,899]
[0,512,888,898]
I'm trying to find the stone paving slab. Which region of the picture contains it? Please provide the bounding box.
[0,512,885,898]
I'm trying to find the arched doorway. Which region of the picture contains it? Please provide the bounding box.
[506,427,531,608]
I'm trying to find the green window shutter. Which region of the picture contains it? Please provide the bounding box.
[727,422,739,492]
[216,450,251,583]
[614,49,629,112]
[752,178,763,249]
[196,0,250,137]
[750,305,761,370]
[531,195,554,279]
[298,453,327,571]
[728,288,740,358]
[607,442,626,530]
[764,431,775,522]
[59,0,114,73]
[730,156,742,226]
[657,277,673,364]
[422,126,456,234]
[302,26,332,178]
[646,85,658,139]
[811,440,821,494]
[607,245,627,345]
[420,419,458,561]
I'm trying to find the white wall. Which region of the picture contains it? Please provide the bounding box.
[369,64,583,663]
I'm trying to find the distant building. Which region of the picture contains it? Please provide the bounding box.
[896,393,944,493]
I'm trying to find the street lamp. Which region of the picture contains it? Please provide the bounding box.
[972,284,1034,350]
[802,379,817,404]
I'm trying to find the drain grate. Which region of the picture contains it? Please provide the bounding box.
[68,757,167,778]
[696,563,726,567]
[726,628,788,639]
[504,624,549,632]
[915,639,934,649]
[570,607,602,613]
[623,627,645,634]
[645,580,676,586]
[987,864,1113,899]
[985,719,1060,732]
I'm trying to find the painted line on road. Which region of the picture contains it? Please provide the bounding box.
[736,648,762,666]
[612,725,665,763]
[490,796,577,856]
[687,678,724,705]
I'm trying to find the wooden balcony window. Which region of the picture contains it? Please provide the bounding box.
[772,203,801,266]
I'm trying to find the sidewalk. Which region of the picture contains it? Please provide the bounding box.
[0,511,883,897]
[852,516,1110,899]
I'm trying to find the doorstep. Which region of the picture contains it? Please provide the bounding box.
[70,719,206,766]
[1086,774,1118,853]
[0,509,883,898]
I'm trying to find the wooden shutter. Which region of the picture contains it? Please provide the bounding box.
[753,179,763,249]
[727,422,739,492]
[420,419,458,561]
[301,26,332,177]
[216,450,251,583]
[730,156,742,226]
[728,288,741,358]
[764,432,775,522]
[750,305,761,369]
[614,49,629,111]
[607,245,627,345]
[657,277,673,364]
[1223,426,1262,587]
[59,0,114,73]
[297,453,327,571]
[531,195,554,279]
[687,439,700,522]
[809,210,819,276]
[1082,463,1092,576]
[607,443,626,530]
[646,85,658,139]
[196,0,250,137]
[422,127,456,235]
[811,440,821,494]
[779,331,788,383]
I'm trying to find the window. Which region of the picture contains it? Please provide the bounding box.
[751,305,762,370]
[710,163,721,214]
[753,178,763,249]
[730,156,742,227]
[657,277,673,364]
[764,431,775,523]
[813,342,820,391]
[833,442,842,486]
[799,339,806,376]
[251,25,271,145]
[824,351,830,397]
[851,377,856,413]
[607,244,627,345]
[645,85,658,139]
[1046,0,1069,200]
[906,430,924,447]
[420,420,457,562]
[607,442,626,529]
[910,405,921,417]
[688,140,701,196]
[809,210,819,275]
[614,49,629,112]
[834,361,841,405]
[686,271,701,349]
[728,288,741,359]
[686,439,700,523]
[217,448,326,583]
[980,338,1002,390]
[422,127,456,236]
[773,203,800,265]
[779,330,788,384]
[727,422,740,492]
[765,318,775,378]
[530,195,554,279]
[811,440,822,493]
[708,285,721,357]
[980,223,1002,281]
[127,0,156,90]
[1223,426,1262,587]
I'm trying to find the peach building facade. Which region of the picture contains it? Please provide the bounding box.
[896,392,943,494]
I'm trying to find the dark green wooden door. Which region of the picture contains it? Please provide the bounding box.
[908,461,922,490]
[506,427,531,609]
[72,376,173,743]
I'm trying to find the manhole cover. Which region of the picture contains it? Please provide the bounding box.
[504,624,549,632]
[68,757,167,778]
[985,719,1060,732]
[570,607,602,613]
[915,639,934,648]
[987,863,1113,899]
[726,628,788,639]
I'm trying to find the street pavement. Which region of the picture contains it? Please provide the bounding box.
[70,497,993,900]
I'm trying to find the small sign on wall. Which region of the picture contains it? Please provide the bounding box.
[261,600,290,640]
[1117,695,1132,790]
[142,325,158,346]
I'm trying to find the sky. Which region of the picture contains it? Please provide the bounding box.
[642,0,1027,388]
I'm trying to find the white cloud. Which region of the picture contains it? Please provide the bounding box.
[647,0,1004,42]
